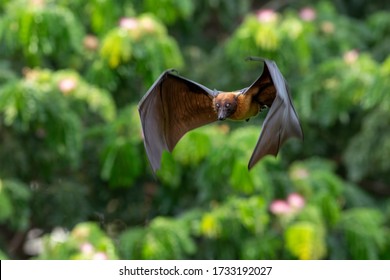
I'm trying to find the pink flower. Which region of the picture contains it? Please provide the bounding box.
[119,17,139,30]
[321,21,335,34]
[299,7,316,21]
[58,78,76,94]
[270,200,292,215]
[83,35,99,51]
[343,50,359,64]
[256,9,278,23]
[93,252,108,260]
[80,242,94,254]
[270,193,306,215]
[287,193,305,209]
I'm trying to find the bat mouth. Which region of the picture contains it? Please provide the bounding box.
[217,109,229,121]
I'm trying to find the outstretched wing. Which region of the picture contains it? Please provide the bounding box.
[138,70,218,173]
[243,59,303,169]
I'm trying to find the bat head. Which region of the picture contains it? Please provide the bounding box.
[213,92,238,121]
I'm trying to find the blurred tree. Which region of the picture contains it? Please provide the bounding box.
[0,0,84,68]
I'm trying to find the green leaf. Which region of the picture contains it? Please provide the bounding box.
[285,221,326,260]
[0,179,31,230]
[118,216,196,260]
[0,180,13,222]
[339,208,386,259]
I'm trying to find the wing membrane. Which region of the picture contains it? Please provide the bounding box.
[246,59,303,169]
[138,71,217,172]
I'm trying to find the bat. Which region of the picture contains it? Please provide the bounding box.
[138,58,303,173]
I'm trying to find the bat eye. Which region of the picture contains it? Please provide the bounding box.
[225,103,230,108]
[216,103,220,108]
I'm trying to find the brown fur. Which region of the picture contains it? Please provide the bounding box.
[213,92,260,120]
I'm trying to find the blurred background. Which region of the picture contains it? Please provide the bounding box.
[0,0,390,260]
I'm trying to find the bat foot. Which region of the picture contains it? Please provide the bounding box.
[260,105,268,112]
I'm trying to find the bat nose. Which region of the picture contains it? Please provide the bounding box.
[218,112,226,121]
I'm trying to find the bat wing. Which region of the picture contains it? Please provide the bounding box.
[138,70,218,173]
[243,59,303,169]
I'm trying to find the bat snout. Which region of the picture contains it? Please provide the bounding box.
[218,111,227,121]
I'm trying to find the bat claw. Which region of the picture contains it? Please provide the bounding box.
[245,56,266,62]
[167,69,179,75]
[260,105,268,112]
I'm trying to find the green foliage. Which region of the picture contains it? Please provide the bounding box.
[225,12,311,70]
[366,11,390,60]
[99,14,183,84]
[142,0,194,25]
[290,159,343,227]
[100,105,145,188]
[344,107,390,182]
[84,13,184,105]
[192,0,252,35]
[119,215,196,259]
[0,0,389,260]
[200,196,269,238]
[298,55,379,127]
[31,180,90,229]
[0,249,8,260]
[36,222,118,259]
[0,68,115,178]
[285,221,326,260]
[0,0,83,67]
[0,179,31,230]
[338,208,387,259]
[155,125,284,209]
[58,0,133,36]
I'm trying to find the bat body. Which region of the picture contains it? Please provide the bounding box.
[138,58,303,173]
